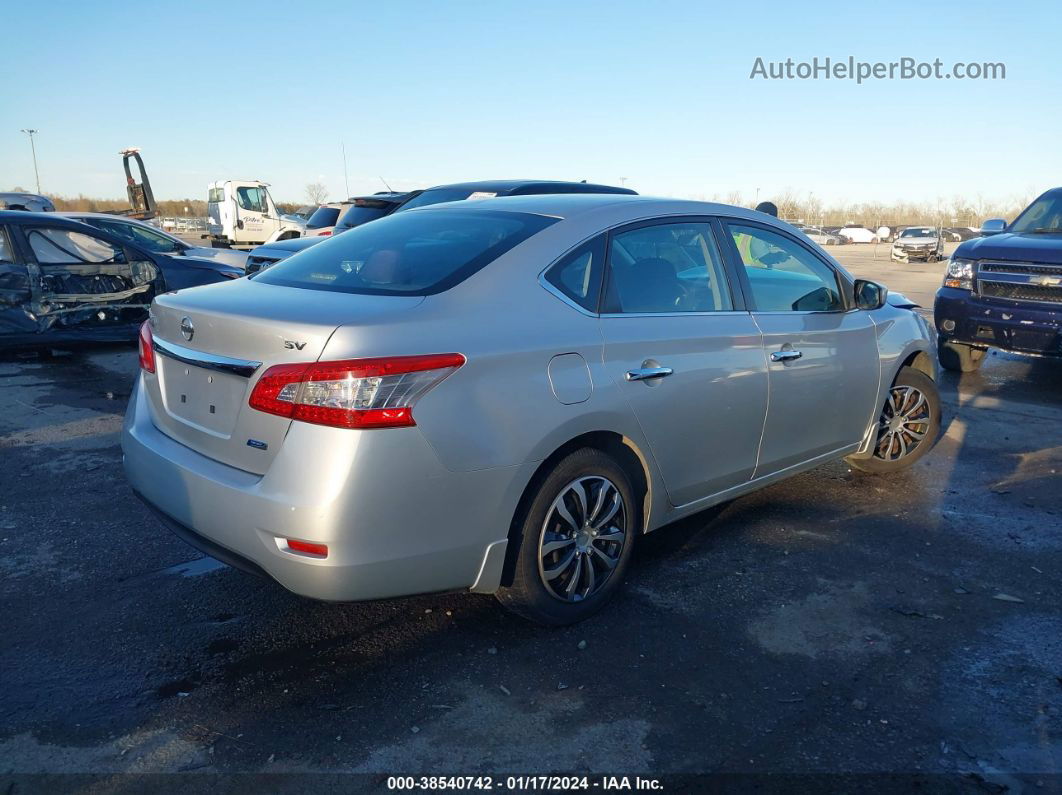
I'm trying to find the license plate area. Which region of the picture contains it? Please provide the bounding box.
[157,358,248,437]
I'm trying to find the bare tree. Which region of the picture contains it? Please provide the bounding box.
[305,182,329,205]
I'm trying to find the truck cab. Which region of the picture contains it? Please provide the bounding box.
[206,180,303,249]
[934,187,1062,371]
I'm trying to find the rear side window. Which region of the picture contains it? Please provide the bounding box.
[603,222,733,313]
[26,227,125,264]
[256,209,557,296]
[544,236,606,312]
[305,207,342,229]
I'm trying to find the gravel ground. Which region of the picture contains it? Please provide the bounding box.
[1,245,1060,791]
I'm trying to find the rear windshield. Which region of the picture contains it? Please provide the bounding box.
[336,204,392,230]
[305,207,342,229]
[255,208,557,295]
[397,188,496,211]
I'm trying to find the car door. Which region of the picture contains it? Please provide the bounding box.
[597,218,769,506]
[723,220,880,475]
[16,222,162,333]
[233,185,269,243]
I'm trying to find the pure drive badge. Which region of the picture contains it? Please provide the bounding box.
[246,439,268,450]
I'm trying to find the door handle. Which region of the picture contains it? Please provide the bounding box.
[770,349,803,363]
[626,366,673,381]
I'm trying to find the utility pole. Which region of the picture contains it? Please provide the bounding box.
[20,129,40,193]
[341,142,350,199]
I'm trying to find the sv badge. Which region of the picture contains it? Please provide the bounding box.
[284,340,307,350]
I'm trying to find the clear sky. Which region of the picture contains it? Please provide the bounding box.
[2,0,1058,206]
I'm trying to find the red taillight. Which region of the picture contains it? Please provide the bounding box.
[248,353,465,429]
[316,230,332,236]
[285,538,328,558]
[138,321,156,373]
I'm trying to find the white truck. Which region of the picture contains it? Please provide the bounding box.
[206,180,304,248]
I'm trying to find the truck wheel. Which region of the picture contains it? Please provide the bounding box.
[496,448,637,626]
[848,366,941,474]
[938,340,985,372]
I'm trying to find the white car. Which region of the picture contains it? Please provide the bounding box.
[801,227,845,246]
[838,225,881,244]
[302,201,355,238]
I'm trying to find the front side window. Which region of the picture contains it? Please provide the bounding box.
[544,236,606,312]
[603,222,733,314]
[255,208,557,296]
[26,227,125,265]
[236,187,267,212]
[729,223,843,312]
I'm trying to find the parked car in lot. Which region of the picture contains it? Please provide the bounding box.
[124,194,939,624]
[801,227,845,246]
[935,187,1062,371]
[302,201,355,238]
[63,213,249,271]
[838,224,881,243]
[246,193,416,274]
[891,226,944,263]
[244,181,635,273]
[0,210,241,346]
[0,192,56,212]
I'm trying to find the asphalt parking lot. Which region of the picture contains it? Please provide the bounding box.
[2,242,1060,789]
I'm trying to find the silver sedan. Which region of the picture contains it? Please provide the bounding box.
[123,195,940,624]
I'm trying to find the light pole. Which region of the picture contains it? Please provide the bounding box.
[20,129,41,194]
[619,177,627,188]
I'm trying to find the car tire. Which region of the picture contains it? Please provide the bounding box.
[847,366,941,475]
[496,448,638,626]
[938,339,986,372]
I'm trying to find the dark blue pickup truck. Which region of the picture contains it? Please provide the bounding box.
[934,187,1062,371]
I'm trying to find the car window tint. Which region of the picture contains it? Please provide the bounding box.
[729,224,843,312]
[27,227,125,265]
[306,207,342,229]
[544,236,605,311]
[603,222,732,314]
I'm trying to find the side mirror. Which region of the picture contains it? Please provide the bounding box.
[854,279,888,310]
[980,218,1006,236]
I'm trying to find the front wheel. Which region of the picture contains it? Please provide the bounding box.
[847,366,941,474]
[496,448,638,625]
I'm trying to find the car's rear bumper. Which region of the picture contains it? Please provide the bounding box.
[934,287,1062,356]
[121,377,530,601]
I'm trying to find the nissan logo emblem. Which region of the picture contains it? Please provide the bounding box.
[180,317,195,341]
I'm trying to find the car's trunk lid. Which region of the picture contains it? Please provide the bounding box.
[144,279,424,474]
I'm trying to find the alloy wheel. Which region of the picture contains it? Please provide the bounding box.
[538,476,627,602]
[874,385,931,461]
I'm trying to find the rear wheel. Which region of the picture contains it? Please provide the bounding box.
[496,448,637,625]
[938,339,986,372]
[848,366,941,474]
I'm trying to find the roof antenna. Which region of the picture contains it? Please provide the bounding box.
[379,176,393,193]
